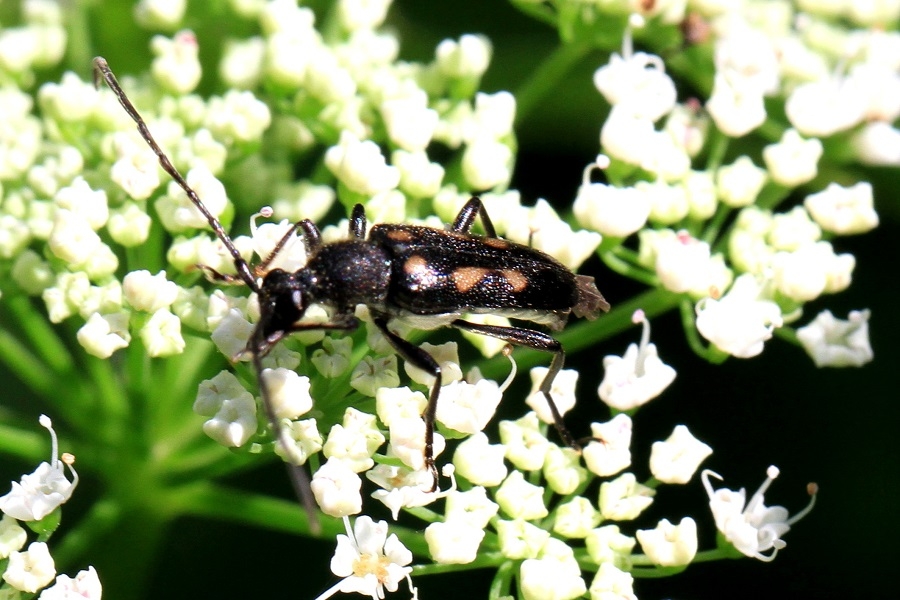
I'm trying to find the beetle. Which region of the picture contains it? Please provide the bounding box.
[93,56,609,524]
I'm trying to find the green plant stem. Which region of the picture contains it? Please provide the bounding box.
[514,40,593,125]
[0,422,46,463]
[52,498,123,568]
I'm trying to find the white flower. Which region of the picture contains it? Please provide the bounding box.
[393,150,444,199]
[598,310,676,411]
[772,242,854,301]
[583,414,632,478]
[762,129,823,187]
[311,336,354,378]
[462,136,513,190]
[593,50,677,121]
[585,525,635,568]
[495,471,548,520]
[219,36,265,89]
[804,182,879,235]
[349,355,400,397]
[0,415,78,521]
[403,341,462,386]
[600,107,657,167]
[435,34,491,80]
[435,378,503,435]
[636,517,698,566]
[852,121,900,166]
[107,202,153,246]
[381,90,438,152]
[554,497,601,539]
[796,309,873,368]
[497,518,550,560]
[261,368,313,420]
[123,270,179,313]
[336,0,392,32]
[210,308,253,359]
[542,445,587,496]
[325,132,400,196]
[574,178,651,239]
[652,230,729,297]
[706,73,766,137]
[273,418,323,466]
[311,458,363,518]
[0,514,27,559]
[315,515,415,600]
[38,566,102,600]
[3,541,56,593]
[323,408,385,473]
[139,308,185,357]
[525,367,577,425]
[785,78,867,137]
[47,210,102,265]
[156,166,228,233]
[588,563,637,600]
[598,473,654,521]
[201,394,257,448]
[77,312,131,359]
[768,206,821,252]
[452,432,508,487]
[696,274,783,358]
[249,215,307,272]
[54,177,108,230]
[471,91,516,139]
[519,539,587,600]
[367,464,440,519]
[444,487,499,529]
[499,412,550,472]
[135,0,187,30]
[702,466,817,561]
[387,416,445,472]
[716,155,767,207]
[424,519,485,564]
[151,30,201,94]
[204,89,272,144]
[649,425,713,484]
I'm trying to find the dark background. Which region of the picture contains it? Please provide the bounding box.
[2,1,898,599]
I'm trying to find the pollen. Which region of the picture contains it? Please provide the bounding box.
[353,553,390,582]
[452,266,491,292]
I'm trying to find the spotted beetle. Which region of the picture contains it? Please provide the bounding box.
[94,57,609,524]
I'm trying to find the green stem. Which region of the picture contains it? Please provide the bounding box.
[412,552,507,575]
[0,422,46,463]
[514,40,593,125]
[2,295,74,374]
[509,0,558,27]
[489,559,516,599]
[52,498,123,568]
[0,328,60,400]
[602,248,658,287]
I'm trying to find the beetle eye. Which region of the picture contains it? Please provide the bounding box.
[292,290,303,309]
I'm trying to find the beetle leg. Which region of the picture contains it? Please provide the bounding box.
[244,313,361,533]
[371,315,442,490]
[349,203,367,239]
[452,196,497,238]
[450,319,580,450]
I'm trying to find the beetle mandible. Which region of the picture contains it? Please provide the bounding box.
[93,56,610,521]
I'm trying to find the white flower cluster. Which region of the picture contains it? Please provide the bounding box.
[573,7,877,366]
[0,416,101,598]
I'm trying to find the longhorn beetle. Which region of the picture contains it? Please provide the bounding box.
[93,56,609,526]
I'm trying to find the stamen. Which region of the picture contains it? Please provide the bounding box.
[632,309,650,377]
[499,344,518,392]
[39,414,58,468]
[250,206,274,235]
[745,465,780,514]
[786,482,818,525]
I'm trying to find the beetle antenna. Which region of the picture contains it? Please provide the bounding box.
[95,56,321,530]
[92,56,257,291]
